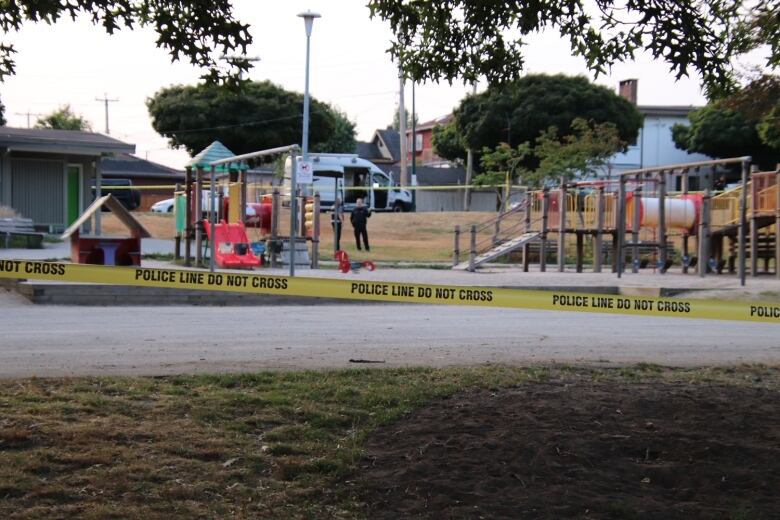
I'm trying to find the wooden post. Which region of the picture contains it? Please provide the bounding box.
[240,168,248,223]
[594,187,604,273]
[576,231,584,273]
[558,183,567,272]
[311,193,320,269]
[698,188,711,278]
[658,171,667,273]
[184,168,192,267]
[738,160,749,286]
[616,176,627,277]
[468,224,477,272]
[631,183,641,273]
[270,189,280,268]
[682,169,690,274]
[174,182,182,261]
[776,164,780,279]
[750,165,760,277]
[453,225,460,267]
[195,167,203,267]
[541,188,549,272]
[523,194,532,272]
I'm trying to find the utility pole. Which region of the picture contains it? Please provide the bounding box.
[15,111,43,128]
[398,72,408,187]
[464,81,477,211]
[95,93,118,134]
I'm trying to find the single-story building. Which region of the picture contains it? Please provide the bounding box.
[0,127,135,231]
[101,154,183,210]
[384,165,499,211]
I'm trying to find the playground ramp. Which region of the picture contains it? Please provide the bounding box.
[453,232,541,271]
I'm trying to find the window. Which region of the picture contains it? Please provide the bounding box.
[415,133,423,150]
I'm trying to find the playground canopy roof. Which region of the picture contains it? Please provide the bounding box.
[60,194,151,240]
[188,141,248,172]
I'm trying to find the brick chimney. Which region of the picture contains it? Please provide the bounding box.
[619,79,638,105]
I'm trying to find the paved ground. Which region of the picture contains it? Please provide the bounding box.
[0,239,175,260]
[1,288,778,378]
[1,245,778,378]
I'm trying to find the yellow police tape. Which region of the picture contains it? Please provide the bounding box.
[0,260,778,323]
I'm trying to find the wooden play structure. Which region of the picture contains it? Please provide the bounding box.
[60,194,151,266]
[454,157,779,285]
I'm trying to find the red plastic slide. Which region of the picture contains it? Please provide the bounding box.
[202,220,261,269]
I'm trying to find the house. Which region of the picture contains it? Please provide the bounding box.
[100,154,183,210]
[0,127,134,231]
[356,128,401,165]
[405,114,454,166]
[609,79,713,188]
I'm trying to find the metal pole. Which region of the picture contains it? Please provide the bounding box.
[738,159,750,286]
[174,182,182,261]
[541,188,549,272]
[682,169,689,274]
[302,31,312,163]
[464,82,477,211]
[312,193,320,269]
[698,188,711,278]
[271,189,280,268]
[94,159,102,235]
[289,153,298,276]
[523,193,532,272]
[398,73,408,187]
[411,81,417,211]
[195,168,203,267]
[750,165,759,277]
[631,183,641,273]
[209,165,216,273]
[184,167,192,267]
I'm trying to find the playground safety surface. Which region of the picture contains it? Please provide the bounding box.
[354,379,779,519]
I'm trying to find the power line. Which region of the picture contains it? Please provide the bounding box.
[95,93,118,134]
[14,110,44,128]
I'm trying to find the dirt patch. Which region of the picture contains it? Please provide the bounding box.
[354,381,780,519]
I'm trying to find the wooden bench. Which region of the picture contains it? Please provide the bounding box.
[0,217,45,249]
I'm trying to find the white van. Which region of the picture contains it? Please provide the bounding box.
[283,153,413,212]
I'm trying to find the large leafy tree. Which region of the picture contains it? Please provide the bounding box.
[35,105,91,131]
[452,74,642,161]
[0,96,6,126]
[672,75,780,169]
[147,81,356,155]
[369,0,776,95]
[431,121,467,163]
[0,1,251,84]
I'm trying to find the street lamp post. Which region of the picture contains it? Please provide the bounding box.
[297,10,321,164]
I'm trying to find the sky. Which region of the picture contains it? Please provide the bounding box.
[0,0,727,169]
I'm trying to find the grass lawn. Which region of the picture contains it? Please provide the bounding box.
[1,365,778,519]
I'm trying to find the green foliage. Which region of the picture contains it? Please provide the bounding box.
[146,81,356,156]
[431,121,467,163]
[0,1,251,84]
[0,96,5,126]
[368,0,761,96]
[312,109,357,154]
[455,74,641,165]
[390,105,418,131]
[477,119,625,190]
[672,75,780,168]
[34,105,91,131]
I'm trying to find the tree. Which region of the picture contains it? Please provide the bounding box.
[312,110,357,154]
[476,118,626,192]
[35,105,91,131]
[390,105,418,131]
[430,122,466,163]
[0,1,251,84]
[369,0,776,96]
[453,74,642,167]
[672,75,780,168]
[0,96,5,126]
[147,81,355,155]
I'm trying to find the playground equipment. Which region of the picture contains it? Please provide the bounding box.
[454,157,779,285]
[335,250,376,273]
[202,220,261,269]
[61,194,150,266]
[175,144,323,274]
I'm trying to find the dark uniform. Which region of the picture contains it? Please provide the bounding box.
[350,205,371,251]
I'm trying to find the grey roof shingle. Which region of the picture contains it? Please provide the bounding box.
[101,154,184,180]
[376,128,401,162]
[0,127,134,155]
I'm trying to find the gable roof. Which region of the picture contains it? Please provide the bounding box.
[60,194,151,240]
[0,127,134,155]
[638,105,701,118]
[188,141,242,171]
[101,154,183,180]
[357,140,382,161]
[376,129,401,162]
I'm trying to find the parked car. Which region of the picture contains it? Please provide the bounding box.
[151,195,257,218]
[93,178,141,211]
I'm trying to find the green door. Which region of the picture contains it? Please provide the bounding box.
[66,166,81,225]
